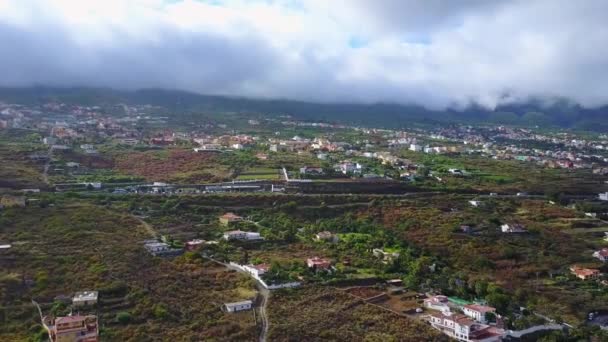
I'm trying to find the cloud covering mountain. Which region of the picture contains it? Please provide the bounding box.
[1,0,607,110]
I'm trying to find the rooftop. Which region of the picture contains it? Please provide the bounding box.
[464,304,496,313]
[73,291,98,301]
[224,300,253,307]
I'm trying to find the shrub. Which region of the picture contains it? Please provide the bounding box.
[116,311,132,324]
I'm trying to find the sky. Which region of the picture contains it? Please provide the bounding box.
[0,0,607,110]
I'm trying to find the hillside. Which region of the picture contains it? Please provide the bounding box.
[1,86,607,130]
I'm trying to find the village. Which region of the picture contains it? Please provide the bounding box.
[3,98,608,341]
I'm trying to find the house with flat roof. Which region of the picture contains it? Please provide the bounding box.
[43,314,99,342]
[372,248,400,263]
[143,241,183,257]
[424,295,450,313]
[72,291,98,307]
[463,304,496,323]
[223,230,263,241]
[501,223,528,233]
[223,300,253,313]
[428,311,504,342]
[242,263,271,278]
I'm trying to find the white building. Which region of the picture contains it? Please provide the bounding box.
[242,263,271,278]
[144,242,170,253]
[424,295,450,313]
[336,161,362,175]
[501,224,528,233]
[429,311,503,342]
[72,291,99,307]
[409,144,422,152]
[469,200,481,207]
[600,192,608,201]
[223,300,253,313]
[223,230,264,241]
[462,304,496,324]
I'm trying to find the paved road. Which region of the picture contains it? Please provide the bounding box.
[42,146,53,185]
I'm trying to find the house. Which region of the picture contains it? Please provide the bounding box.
[299,166,324,176]
[223,300,253,313]
[315,231,338,242]
[242,263,271,278]
[593,248,608,262]
[372,248,400,262]
[185,239,205,251]
[223,230,263,241]
[144,241,169,253]
[424,295,451,313]
[307,257,332,270]
[600,192,608,201]
[143,241,182,257]
[570,266,601,280]
[469,200,482,208]
[428,311,503,342]
[463,304,496,323]
[219,213,244,226]
[43,314,99,342]
[336,161,362,175]
[410,144,423,152]
[501,224,528,233]
[72,291,98,307]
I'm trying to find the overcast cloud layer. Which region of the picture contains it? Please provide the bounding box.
[0,0,607,109]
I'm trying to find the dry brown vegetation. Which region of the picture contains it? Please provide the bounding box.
[0,204,256,341]
[114,149,231,183]
[267,286,446,342]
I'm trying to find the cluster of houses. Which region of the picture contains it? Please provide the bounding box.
[423,295,504,342]
[42,290,99,342]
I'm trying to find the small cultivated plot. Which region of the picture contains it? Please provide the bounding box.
[267,287,447,341]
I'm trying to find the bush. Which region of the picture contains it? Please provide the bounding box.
[116,311,132,324]
[153,304,169,320]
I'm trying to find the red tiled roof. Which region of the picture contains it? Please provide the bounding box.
[464,304,496,313]
[221,212,242,220]
[574,268,600,277]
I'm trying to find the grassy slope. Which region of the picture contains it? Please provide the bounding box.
[268,287,446,342]
[0,203,256,341]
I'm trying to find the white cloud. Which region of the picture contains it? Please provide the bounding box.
[0,0,607,109]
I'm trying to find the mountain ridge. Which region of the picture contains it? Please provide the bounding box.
[0,86,606,131]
